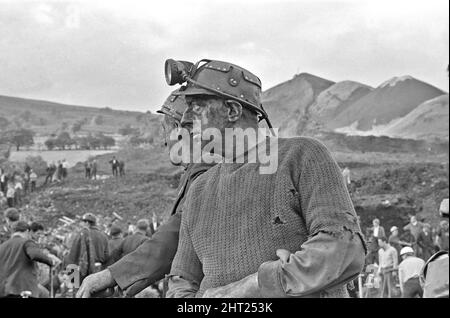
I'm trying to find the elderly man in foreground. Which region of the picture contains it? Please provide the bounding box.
[165,58,366,298]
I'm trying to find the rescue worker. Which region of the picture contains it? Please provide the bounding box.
[0,221,56,298]
[165,59,366,298]
[398,246,424,298]
[108,225,123,255]
[109,157,119,177]
[1,207,20,243]
[377,236,398,298]
[65,213,109,282]
[420,199,449,298]
[417,223,434,261]
[76,90,215,298]
[107,219,149,265]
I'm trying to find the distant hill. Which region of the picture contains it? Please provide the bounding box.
[261,72,448,145]
[305,80,373,133]
[262,73,334,137]
[381,94,449,140]
[331,76,444,131]
[0,95,159,136]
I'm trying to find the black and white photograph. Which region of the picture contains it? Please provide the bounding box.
[0,0,448,308]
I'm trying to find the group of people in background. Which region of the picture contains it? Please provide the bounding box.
[0,164,38,209]
[43,159,69,185]
[84,159,98,180]
[109,156,125,178]
[0,206,160,298]
[364,214,449,298]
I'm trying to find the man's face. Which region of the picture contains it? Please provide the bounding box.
[392,229,398,236]
[378,239,386,249]
[31,230,43,241]
[373,219,379,227]
[182,96,229,134]
[411,216,417,224]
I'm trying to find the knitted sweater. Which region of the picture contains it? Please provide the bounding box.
[169,137,366,298]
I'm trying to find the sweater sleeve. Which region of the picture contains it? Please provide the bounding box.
[167,200,204,298]
[108,212,181,294]
[24,240,53,267]
[258,139,366,297]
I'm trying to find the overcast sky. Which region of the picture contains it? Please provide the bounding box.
[0,0,448,112]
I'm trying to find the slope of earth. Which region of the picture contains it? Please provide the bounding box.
[348,162,449,234]
[262,73,334,136]
[303,81,373,133]
[17,145,183,228]
[380,94,449,140]
[0,95,155,135]
[330,76,445,131]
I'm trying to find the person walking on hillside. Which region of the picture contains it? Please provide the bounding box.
[0,168,8,195]
[14,177,23,206]
[84,161,91,179]
[62,159,69,180]
[398,246,424,298]
[29,169,37,193]
[44,163,55,185]
[109,157,119,177]
[118,161,125,177]
[6,184,15,208]
[91,160,98,180]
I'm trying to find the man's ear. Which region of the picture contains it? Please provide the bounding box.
[224,100,243,123]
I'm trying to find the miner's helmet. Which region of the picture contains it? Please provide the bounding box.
[82,213,97,225]
[156,88,186,122]
[164,58,273,130]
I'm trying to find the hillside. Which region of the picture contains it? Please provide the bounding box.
[262,73,334,137]
[381,94,449,140]
[331,76,444,131]
[304,80,373,133]
[0,95,157,136]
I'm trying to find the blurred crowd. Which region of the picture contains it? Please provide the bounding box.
[360,207,449,298]
[0,206,160,298]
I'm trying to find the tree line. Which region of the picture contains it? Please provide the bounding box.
[45,132,115,150]
[0,128,115,151]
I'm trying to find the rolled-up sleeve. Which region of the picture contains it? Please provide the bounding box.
[258,231,365,297]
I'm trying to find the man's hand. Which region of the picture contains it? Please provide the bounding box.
[203,273,260,298]
[76,269,116,298]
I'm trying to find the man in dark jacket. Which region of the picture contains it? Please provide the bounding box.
[76,90,214,298]
[108,219,149,265]
[1,207,20,244]
[0,221,55,298]
[108,225,123,255]
[417,224,435,261]
[65,213,109,281]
